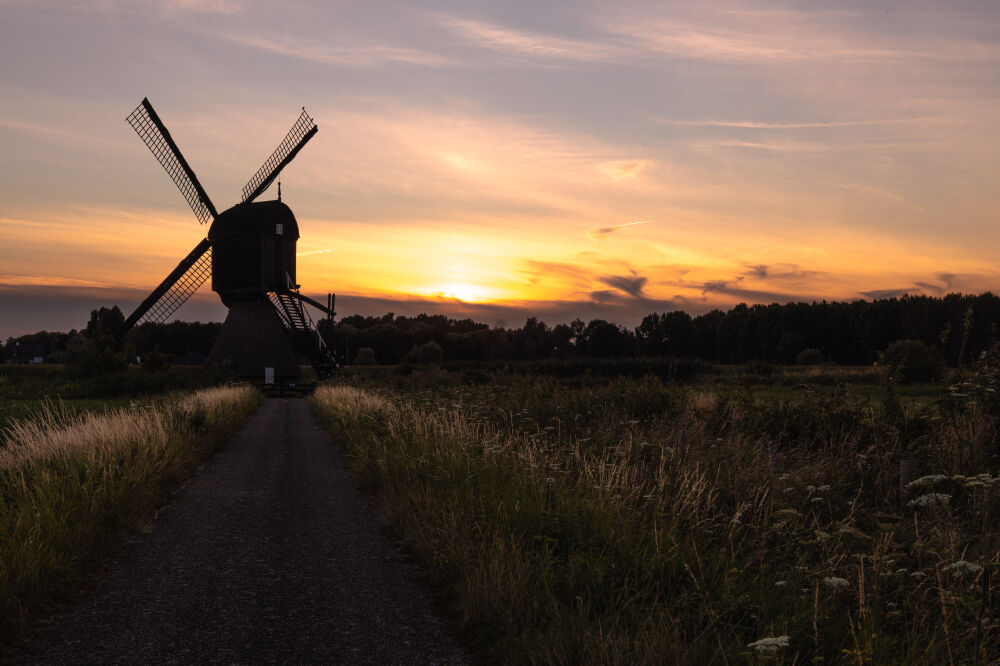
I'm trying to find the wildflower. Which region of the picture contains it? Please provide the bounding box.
[774,580,788,588]
[811,497,825,503]
[908,493,951,508]
[817,485,831,492]
[806,485,817,493]
[823,576,850,590]
[907,474,949,490]
[544,477,556,485]
[942,560,983,577]
[814,530,831,543]
[747,636,790,653]
[910,571,927,580]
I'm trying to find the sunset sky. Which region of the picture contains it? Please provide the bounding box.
[2,0,999,338]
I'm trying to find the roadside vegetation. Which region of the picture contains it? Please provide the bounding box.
[312,365,1000,664]
[0,385,262,648]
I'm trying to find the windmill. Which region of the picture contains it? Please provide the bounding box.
[120,98,336,381]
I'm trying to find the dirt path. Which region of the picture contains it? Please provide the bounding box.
[20,398,468,665]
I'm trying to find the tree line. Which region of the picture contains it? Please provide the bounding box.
[4,293,999,368]
[319,293,1000,366]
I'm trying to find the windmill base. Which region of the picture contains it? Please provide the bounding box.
[205,301,300,383]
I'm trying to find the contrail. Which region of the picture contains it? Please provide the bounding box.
[296,249,331,256]
[588,220,650,240]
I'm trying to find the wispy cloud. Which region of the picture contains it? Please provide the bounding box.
[606,11,1000,65]
[598,272,648,298]
[587,220,649,240]
[859,288,913,300]
[225,33,454,68]
[651,117,941,129]
[596,160,649,181]
[434,15,623,63]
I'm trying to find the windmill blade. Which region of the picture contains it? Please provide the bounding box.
[127,98,219,225]
[241,107,318,204]
[121,239,212,333]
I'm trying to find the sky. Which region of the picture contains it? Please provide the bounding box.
[2,0,999,338]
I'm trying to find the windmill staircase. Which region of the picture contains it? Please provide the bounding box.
[268,276,337,379]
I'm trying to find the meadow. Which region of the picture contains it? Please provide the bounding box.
[0,381,261,649]
[312,363,1000,664]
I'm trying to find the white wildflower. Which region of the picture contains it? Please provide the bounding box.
[823,576,850,590]
[815,530,831,543]
[806,485,816,493]
[908,493,951,508]
[911,571,927,580]
[907,474,950,490]
[774,580,788,588]
[942,560,983,577]
[817,485,831,492]
[747,635,790,653]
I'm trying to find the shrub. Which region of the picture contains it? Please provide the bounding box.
[880,339,944,383]
[795,348,825,365]
[402,341,444,365]
[353,347,377,365]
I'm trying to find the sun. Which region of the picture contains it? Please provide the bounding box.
[432,282,495,303]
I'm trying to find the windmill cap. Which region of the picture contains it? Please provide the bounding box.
[209,200,300,240]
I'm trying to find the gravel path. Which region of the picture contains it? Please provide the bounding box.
[20,398,468,665]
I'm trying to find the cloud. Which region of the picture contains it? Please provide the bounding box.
[596,160,649,181]
[225,33,454,68]
[937,272,957,289]
[434,15,623,63]
[598,273,648,298]
[859,288,913,300]
[606,10,1000,66]
[700,279,810,303]
[914,281,943,294]
[740,263,824,283]
[587,220,649,240]
[651,117,941,130]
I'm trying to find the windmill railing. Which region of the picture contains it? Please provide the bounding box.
[283,273,329,353]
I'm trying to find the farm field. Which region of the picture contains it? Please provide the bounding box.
[314,363,1000,664]
[0,364,237,423]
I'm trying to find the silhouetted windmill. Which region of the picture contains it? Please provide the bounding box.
[120,98,336,381]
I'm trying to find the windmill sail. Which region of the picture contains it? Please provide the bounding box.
[127,98,218,225]
[121,239,212,332]
[241,108,318,204]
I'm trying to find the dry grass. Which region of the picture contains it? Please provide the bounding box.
[312,373,1000,664]
[0,385,261,647]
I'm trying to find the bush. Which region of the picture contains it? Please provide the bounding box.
[795,348,825,366]
[880,339,944,383]
[401,341,444,365]
[353,347,377,365]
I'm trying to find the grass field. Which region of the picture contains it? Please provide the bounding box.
[0,382,262,650]
[313,364,1000,664]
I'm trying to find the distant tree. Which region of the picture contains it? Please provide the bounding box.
[85,305,125,342]
[880,340,944,383]
[795,348,825,366]
[637,311,694,357]
[402,340,443,364]
[353,347,377,365]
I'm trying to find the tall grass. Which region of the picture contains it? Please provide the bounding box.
[0,385,261,647]
[312,374,1000,664]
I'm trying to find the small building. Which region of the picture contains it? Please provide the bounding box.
[5,342,45,364]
